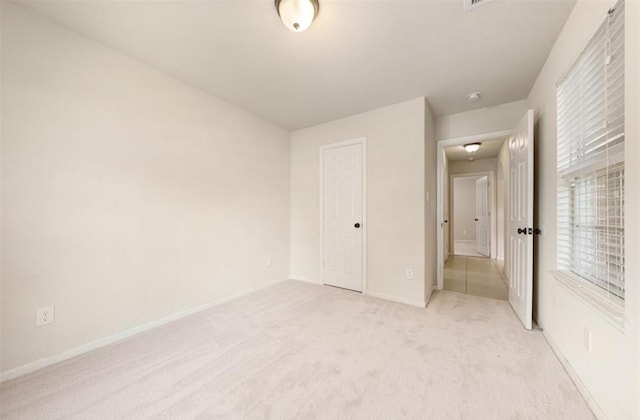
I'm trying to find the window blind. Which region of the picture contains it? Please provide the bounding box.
[556,0,625,306]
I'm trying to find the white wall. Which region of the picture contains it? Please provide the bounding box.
[424,103,436,303]
[527,1,639,419]
[1,3,291,374]
[290,97,432,307]
[452,177,480,242]
[435,100,527,141]
[449,158,497,176]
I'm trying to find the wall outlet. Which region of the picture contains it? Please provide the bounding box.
[405,268,414,280]
[266,257,273,267]
[36,305,55,327]
[583,328,592,352]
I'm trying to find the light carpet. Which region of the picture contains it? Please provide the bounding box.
[0,280,593,419]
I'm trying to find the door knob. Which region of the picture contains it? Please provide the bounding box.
[474,218,479,221]
[517,228,526,234]
[354,223,361,228]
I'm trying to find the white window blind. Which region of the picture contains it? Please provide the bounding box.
[556,0,625,307]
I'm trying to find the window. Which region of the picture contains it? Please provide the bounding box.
[556,0,625,309]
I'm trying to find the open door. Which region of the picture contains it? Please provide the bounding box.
[508,110,534,330]
[475,176,490,256]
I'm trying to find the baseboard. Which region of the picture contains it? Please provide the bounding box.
[364,290,426,308]
[289,275,321,285]
[290,279,426,308]
[425,288,434,306]
[0,278,286,383]
[541,329,607,420]
[494,260,509,288]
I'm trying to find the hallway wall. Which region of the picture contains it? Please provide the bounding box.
[526,1,639,418]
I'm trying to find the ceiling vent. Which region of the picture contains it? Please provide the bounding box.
[464,0,493,11]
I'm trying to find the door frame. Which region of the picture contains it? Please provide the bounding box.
[436,130,511,290]
[319,137,367,292]
[449,172,494,258]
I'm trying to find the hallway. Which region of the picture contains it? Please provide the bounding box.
[443,255,508,300]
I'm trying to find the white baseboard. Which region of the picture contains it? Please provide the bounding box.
[425,288,434,306]
[289,275,321,285]
[364,290,426,308]
[542,329,607,420]
[0,278,286,383]
[289,276,426,308]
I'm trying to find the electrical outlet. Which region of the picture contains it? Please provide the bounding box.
[266,257,273,267]
[36,305,55,327]
[405,268,414,280]
[583,328,592,352]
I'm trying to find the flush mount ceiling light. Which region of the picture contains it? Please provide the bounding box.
[463,142,481,153]
[466,91,481,102]
[275,0,319,32]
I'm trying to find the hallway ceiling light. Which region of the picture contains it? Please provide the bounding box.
[463,143,481,153]
[275,0,319,32]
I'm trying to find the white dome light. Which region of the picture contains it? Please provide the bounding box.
[464,143,481,153]
[275,0,319,32]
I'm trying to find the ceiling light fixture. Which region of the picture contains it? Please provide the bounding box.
[275,0,319,32]
[463,142,481,153]
[466,92,481,102]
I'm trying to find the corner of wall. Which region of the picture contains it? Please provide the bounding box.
[424,98,436,302]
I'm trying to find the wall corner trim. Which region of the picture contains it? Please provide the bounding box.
[364,290,426,308]
[289,276,322,285]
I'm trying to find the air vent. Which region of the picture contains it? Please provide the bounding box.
[464,0,493,11]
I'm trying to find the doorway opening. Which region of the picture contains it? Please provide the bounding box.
[435,109,535,329]
[441,138,508,300]
[451,174,491,258]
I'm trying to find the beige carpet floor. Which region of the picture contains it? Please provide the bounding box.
[1,281,593,420]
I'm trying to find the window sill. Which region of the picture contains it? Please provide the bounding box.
[553,271,626,333]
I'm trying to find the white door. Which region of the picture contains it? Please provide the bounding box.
[443,151,450,262]
[508,110,534,330]
[475,176,490,256]
[322,141,364,292]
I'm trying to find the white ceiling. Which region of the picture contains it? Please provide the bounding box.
[445,137,505,161]
[15,0,576,130]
